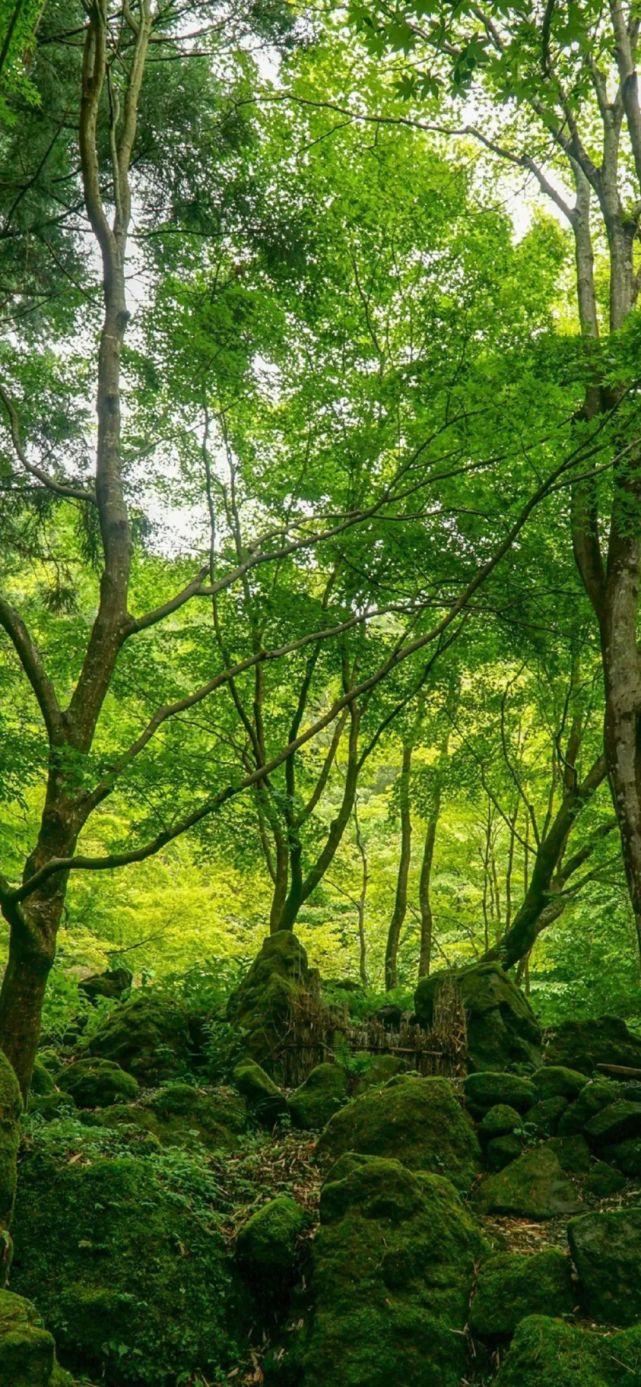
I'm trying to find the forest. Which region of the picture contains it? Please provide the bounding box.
[3,0,641,1382]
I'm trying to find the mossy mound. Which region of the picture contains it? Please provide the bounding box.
[415,962,541,1072]
[0,1289,71,1387]
[525,1095,568,1135]
[289,1063,348,1130]
[30,1060,56,1097]
[485,1133,523,1171]
[87,990,194,1083]
[546,1134,592,1173]
[584,1100,641,1146]
[351,1054,406,1092]
[301,1154,487,1387]
[465,1071,536,1115]
[27,1092,75,1122]
[475,1146,582,1219]
[533,1066,588,1100]
[584,1160,626,1197]
[227,932,325,1073]
[232,1060,288,1127]
[469,1249,573,1338]
[493,1316,613,1387]
[317,1076,480,1190]
[236,1196,308,1302]
[607,1137,641,1177]
[559,1079,621,1135]
[545,1016,641,1075]
[478,1104,522,1140]
[57,1058,139,1108]
[568,1207,641,1325]
[11,1147,247,1385]
[98,1081,246,1151]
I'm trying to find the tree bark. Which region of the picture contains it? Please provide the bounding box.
[385,741,413,991]
[417,790,439,979]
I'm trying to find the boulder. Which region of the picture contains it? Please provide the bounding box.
[475,1146,582,1220]
[415,961,541,1072]
[559,1079,621,1135]
[533,1066,588,1100]
[584,1161,626,1198]
[584,1100,641,1146]
[545,1016,641,1076]
[99,1082,246,1150]
[87,990,194,1083]
[301,1154,487,1387]
[478,1104,522,1140]
[485,1134,523,1171]
[607,1137,641,1178]
[0,1289,71,1387]
[464,1070,536,1115]
[352,1053,405,1092]
[469,1249,573,1338]
[568,1207,641,1325]
[525,1095,568,1136]
[546,1134,592,1173]
[57,1058,139,1108]
[289,1063,349,1131]
[30,1060,55,1097]
[78,967,132,1002]
[236,1196,308,1302]
[232,1060,288,1127]
[11,1147,248,1386]
[493,1315,614,1387]
[226,932,324,1073]
[317,1076,480,1190]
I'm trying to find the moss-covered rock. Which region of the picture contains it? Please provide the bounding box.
[533,1066,588,1100]
[478,1104,522,1140]
[545,1133,592,1173]
[27,1091,75,1122]
[236,1196,308,1302]
[606,1136,641,1178]
[352,1054,405,1092]
[301,1155,487,1387]
[493,1316,613,1387]
[525,1095,568,1135]
[475,1146,582,1219]
[289,1063,348,1131]
[545,1016,641,1076]
[584,1160,626,1198]
[57,1058,139,1108]
[227,932,325,1073]
[232,1060,288,1126]
[30,1060,55,1097]
[464,1070,536,1115]
[0,1289,72,1387]
[78,967,132,1002]
[87,990,194,1083]
[99,1082,246,1150]
[415,962,541,1072]
[317,1076,480,1189]
[469,1249,573,1338]
[485,1133,523,1171]
[558,1079,621,1135]
[584,1100,641,1146]
[568,1207,641,1325]
[11,1147,248,1385]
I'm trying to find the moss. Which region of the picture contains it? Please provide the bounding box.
[478,1104,522,1139]
[607,1137,641,1177]
[317,1076,480,1190]
[301,1155,487,1387]
[525,1095,568,1135]
[493,1316,612,1387]
[0,1053,21,1229]
[11,1147,248,1385]
[546,1134,592,1173]
[232,1060,288,1126]
[289,1063,348,1131]
[559,1079,621,1135]
[87,990,194,1083]
[584,1160,626,1197]
[98,1082,246,1151]
[415,962,541,1072]
[464,1071,536,1114]
[584,1100,641,1146]
[475,1146,582,1219]
[485,1134,523,1170]
[236,1196,308,1301]
[352,1054,405,1092]
[545,1016,641,1075]
[226,933,322,1072]
[57,1058,139,1108]
[30,1060,55,1097]
[533,1066,588,1100]
[27,1091,75,1122]
[469,1249,573,1338]
[0,1289,71,1387]
[568,1207,641,1325]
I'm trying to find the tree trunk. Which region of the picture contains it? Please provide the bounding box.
[354,803,369,987]
[601,557,641,959]
[417,789,439,980]
[385,742,412,991]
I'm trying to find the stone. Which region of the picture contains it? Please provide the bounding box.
[289,1063,349,1130]
[584,1160,626,1198]
[469,1249,573,1338]
[30,1060,55,1097]
[227,932,325,1073]
[317,1076,480,1190]
[78,967,132,1002]
[57,1058,139,1108]
[493,1316,614,1387]
[236,1196,308,1301]
[352,1053,405,1092]
[525,1095,568,1135]
[485,1134,523,1171]
[475,1146,582,1220]
[584,1100,641,1146]
[559,1079,621,1135]
[232,1060,288,1127]
[607,1137,641,1178]
[464,1070,536,1114]
[568,1207,641,1325]
[11,1148,248,1385]
[478,1104,522,1140]
[545,1016,641,1076]
[415,961,541,1072]
[301,1154,487,1387]
[99,1082,246,1150]
[546,1134,592,1173]
[0,1289,71,1387]
[87,990,194,1083]
[533,1065,588,1100]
